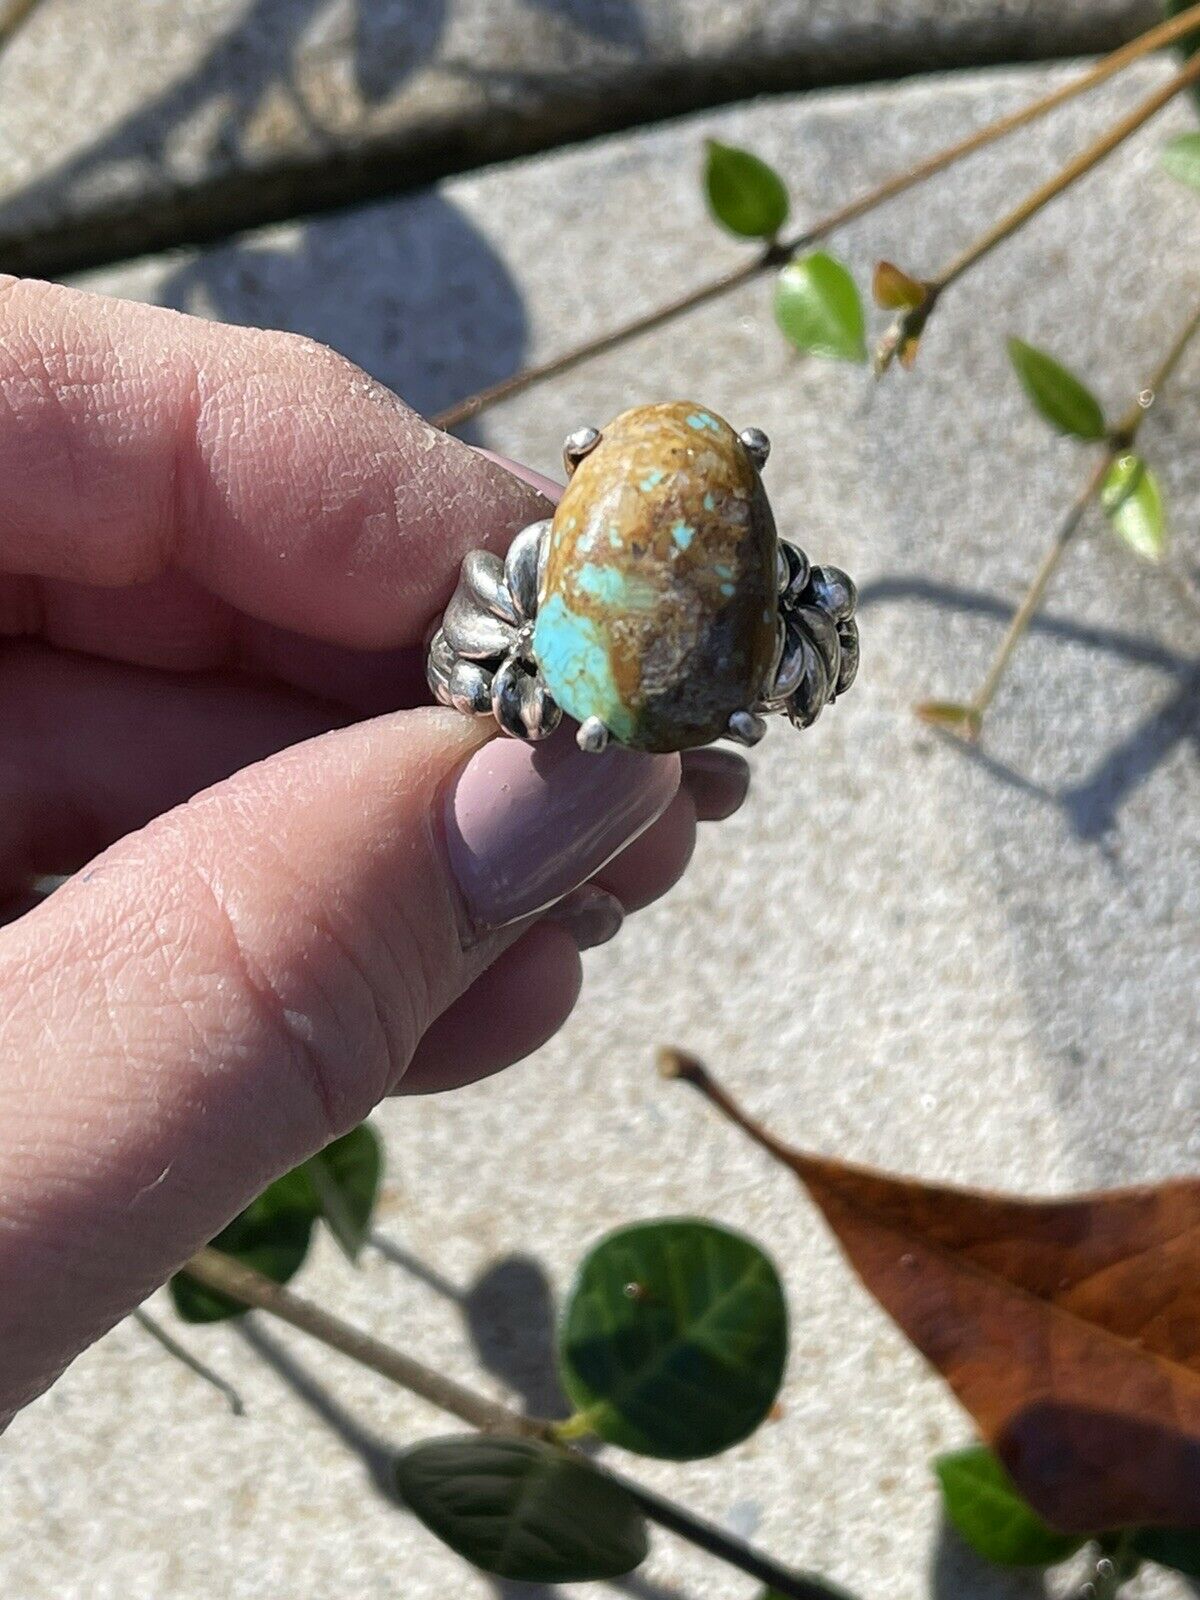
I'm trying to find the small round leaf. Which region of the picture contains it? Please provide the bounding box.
[935,1447,1084,1568]
[1161,132,1200,192]
[1102,454,1167,561]
[1007,339,1106,440]
[558,1217,787,1459]
[703,140,790,239]
[774,254,866,364]
[170,1189,315,1322]
[394,1436,648,1582]
[303,1121,383,1261]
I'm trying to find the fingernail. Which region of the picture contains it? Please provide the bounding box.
[680,748,752,821]
[444,733,679,933]
[546,884,625,951]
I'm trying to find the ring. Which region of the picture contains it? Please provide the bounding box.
[426,401,859,754]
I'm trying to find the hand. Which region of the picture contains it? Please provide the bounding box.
[0,278,751,1424]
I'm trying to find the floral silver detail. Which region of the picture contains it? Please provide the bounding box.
[756,547,859,730]
[426,519,562,741]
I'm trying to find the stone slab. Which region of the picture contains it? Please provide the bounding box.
[5,59,1200,1600]
[0,0,1162,276]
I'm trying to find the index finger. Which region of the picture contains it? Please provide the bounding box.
[0,277,550,647]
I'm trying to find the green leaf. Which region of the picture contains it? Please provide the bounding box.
[703,140,790,239]
[1102,454,1167,560]
[558,1217,787,1459]
[394,1436,648,1582]
[170,1186,315,1323]
[302,1123,382,1261]
[935,1447,1085,1568]
[1131,1526,1200,1577]
[1007,339,1107,440]
[774,253,867,364]
[1161,132,1200,191]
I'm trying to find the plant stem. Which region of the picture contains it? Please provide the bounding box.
[185,1246,541,1437]
[182,1246,840,1600]
[933,52,1200,298]
[431,247,784,430]
[968,300,1200,725]
[132,1305,245,1416]
[431,0,1200,431]
[969,452,1116,723]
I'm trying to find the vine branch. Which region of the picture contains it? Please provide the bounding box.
[432,1,1200,431]
[882,50,1200,368]
[936,299,1200,732]
[182,1246,842,1600]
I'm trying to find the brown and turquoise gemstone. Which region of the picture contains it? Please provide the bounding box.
[532,401,779,753]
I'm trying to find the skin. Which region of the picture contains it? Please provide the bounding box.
[0,278,752,1426]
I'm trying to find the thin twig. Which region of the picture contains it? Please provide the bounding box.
[935,52,1200,297]
[966,301,1200,726]
[431,1,1200,431]
[132,1306,246,1416]
[182,1247,839,1600]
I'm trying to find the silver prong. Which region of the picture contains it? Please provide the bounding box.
[726,709,767,747]
[562,426,601,477]
[739,427,771,472]
[576,715,609,753]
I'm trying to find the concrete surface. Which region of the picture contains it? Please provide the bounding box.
[4,56,1200,1600]
[0,0,1160,276]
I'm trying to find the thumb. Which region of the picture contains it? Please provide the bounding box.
[0,708,678,1419]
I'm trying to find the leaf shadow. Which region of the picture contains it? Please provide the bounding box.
[370,1234,571,1421]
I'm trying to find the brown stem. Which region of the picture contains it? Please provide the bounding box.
[431,250,777,430]
[969,452,1116,722]
[431,1,1200,431]
[186,1246,541,1436]
[182,1247,840,1600]
[969,300,1200,724]
[658,1047,800,1168]
[934,52,1200,297]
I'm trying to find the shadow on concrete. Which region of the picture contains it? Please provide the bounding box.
[930,1517,1048,1600]
[369,1234,571,1421]
[150,186,529,429]
[237,1313,690,1599]
[0,0,454,276]
[858,575,1200,843]
[859,572,1200,1189]
[521,0,650,50]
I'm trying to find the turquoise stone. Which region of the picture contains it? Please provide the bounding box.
[533,401,778,753]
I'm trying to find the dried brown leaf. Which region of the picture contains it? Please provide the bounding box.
[662,1050,1200,1534]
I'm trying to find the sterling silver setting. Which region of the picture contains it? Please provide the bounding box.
[426,424,860,751]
